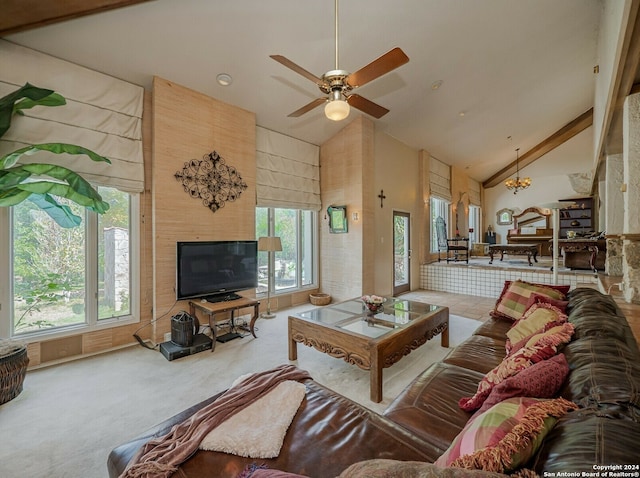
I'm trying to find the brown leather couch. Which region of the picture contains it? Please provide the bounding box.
[108,288,640,477]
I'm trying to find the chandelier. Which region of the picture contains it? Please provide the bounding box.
[504,148,531,194]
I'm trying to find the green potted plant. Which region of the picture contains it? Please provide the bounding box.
[0,83,110,228]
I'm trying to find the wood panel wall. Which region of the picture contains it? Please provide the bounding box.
[151,77,256,342]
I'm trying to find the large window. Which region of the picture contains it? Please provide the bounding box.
[468,205,481,245]
[430,197,450,253]
[1,187,139,338]
[256,207,317,295]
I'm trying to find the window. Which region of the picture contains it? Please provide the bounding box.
[1,187,139,339]
[468,205,481,244]
[430,197,450,253]
[256,207,317,295]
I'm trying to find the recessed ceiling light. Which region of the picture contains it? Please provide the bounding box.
[216,73,233,86]
[458,111,466,117]
[431,80,443,90]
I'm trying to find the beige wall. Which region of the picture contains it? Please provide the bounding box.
[373,130,421,295]
[319,116,374,301]
[318,117,426,299]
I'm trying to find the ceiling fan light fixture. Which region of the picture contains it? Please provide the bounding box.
[325,89,350,121]
[325,99,350,121]
[270,0,408,121]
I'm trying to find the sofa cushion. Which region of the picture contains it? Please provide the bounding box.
[338,459,510,477]
[568,310,638,347]
[566,288,620,316]
[436,397,578,473]
[443,335,507,374]
[472,317,512,341]
[493,280,568,321]
[561,338,640,408]
[383,362,485,454]
[479,353,570,413]
[531,411,640,474]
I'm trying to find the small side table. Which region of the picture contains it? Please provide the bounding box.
[472,242,489,257]
[189,297,260,352]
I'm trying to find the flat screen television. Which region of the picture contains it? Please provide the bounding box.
[176,240,258,301]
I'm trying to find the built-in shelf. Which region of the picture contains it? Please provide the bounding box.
[559,197,593,238]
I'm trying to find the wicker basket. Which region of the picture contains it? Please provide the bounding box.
[0,343,29,405]
[309,293,331,306]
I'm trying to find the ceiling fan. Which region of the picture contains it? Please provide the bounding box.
[270,0,409,121]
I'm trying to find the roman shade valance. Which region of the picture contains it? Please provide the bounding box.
[429,156,451,201]
[0,40,144,193]
[468,178,481,206]
[256,126,321,211]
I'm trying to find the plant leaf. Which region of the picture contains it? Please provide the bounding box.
[7,181,109,213]
[27,193,82,228]
[15,92,66,113]
[0,187,32,206]
[0,163,110,213]
[0,83,64,137]
[0,143,111,170]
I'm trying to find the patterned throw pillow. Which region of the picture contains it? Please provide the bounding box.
[436,397,578,473]
[478,353,570,413]
[523,292,569,313]
[458,343,559,412]
[508,322,575,356]
[506,304,568,353]
[493,280,568,321]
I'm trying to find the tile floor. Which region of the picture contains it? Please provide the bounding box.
[412,261,640,347]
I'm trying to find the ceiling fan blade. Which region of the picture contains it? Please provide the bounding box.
[346,94,389,119]
[270,55,325,86]
[346,47,409,88]
[288,98,327,117]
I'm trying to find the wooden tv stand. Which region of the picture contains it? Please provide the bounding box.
[189,297,259,351]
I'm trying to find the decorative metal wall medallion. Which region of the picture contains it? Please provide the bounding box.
[174,151,248,213]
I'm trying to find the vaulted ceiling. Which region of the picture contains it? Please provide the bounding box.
[3,0,637,187]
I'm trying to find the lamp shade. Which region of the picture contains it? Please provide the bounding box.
[258,236,282,252]
[325,99,350,121]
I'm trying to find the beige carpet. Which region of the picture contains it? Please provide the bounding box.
[0,300,481,478]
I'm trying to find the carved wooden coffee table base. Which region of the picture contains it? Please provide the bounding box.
[288,298,449,403]
[489,244,538,266]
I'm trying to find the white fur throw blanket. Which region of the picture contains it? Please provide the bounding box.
[199,380,306,458]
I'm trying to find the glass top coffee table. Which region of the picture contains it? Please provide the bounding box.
[288,297,449,402]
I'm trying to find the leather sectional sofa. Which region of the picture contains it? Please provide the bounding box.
[108,287,640,477]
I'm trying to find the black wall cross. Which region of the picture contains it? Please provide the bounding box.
[378,189,386,208]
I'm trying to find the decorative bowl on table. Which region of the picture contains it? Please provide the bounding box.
[361,295,386,315]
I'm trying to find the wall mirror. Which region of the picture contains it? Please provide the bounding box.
[327,206,348,233]
[496,208,514,225]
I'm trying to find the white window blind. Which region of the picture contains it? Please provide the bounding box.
[256,126,321,211]
[0,40,144,193]
[429,156,451,201]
